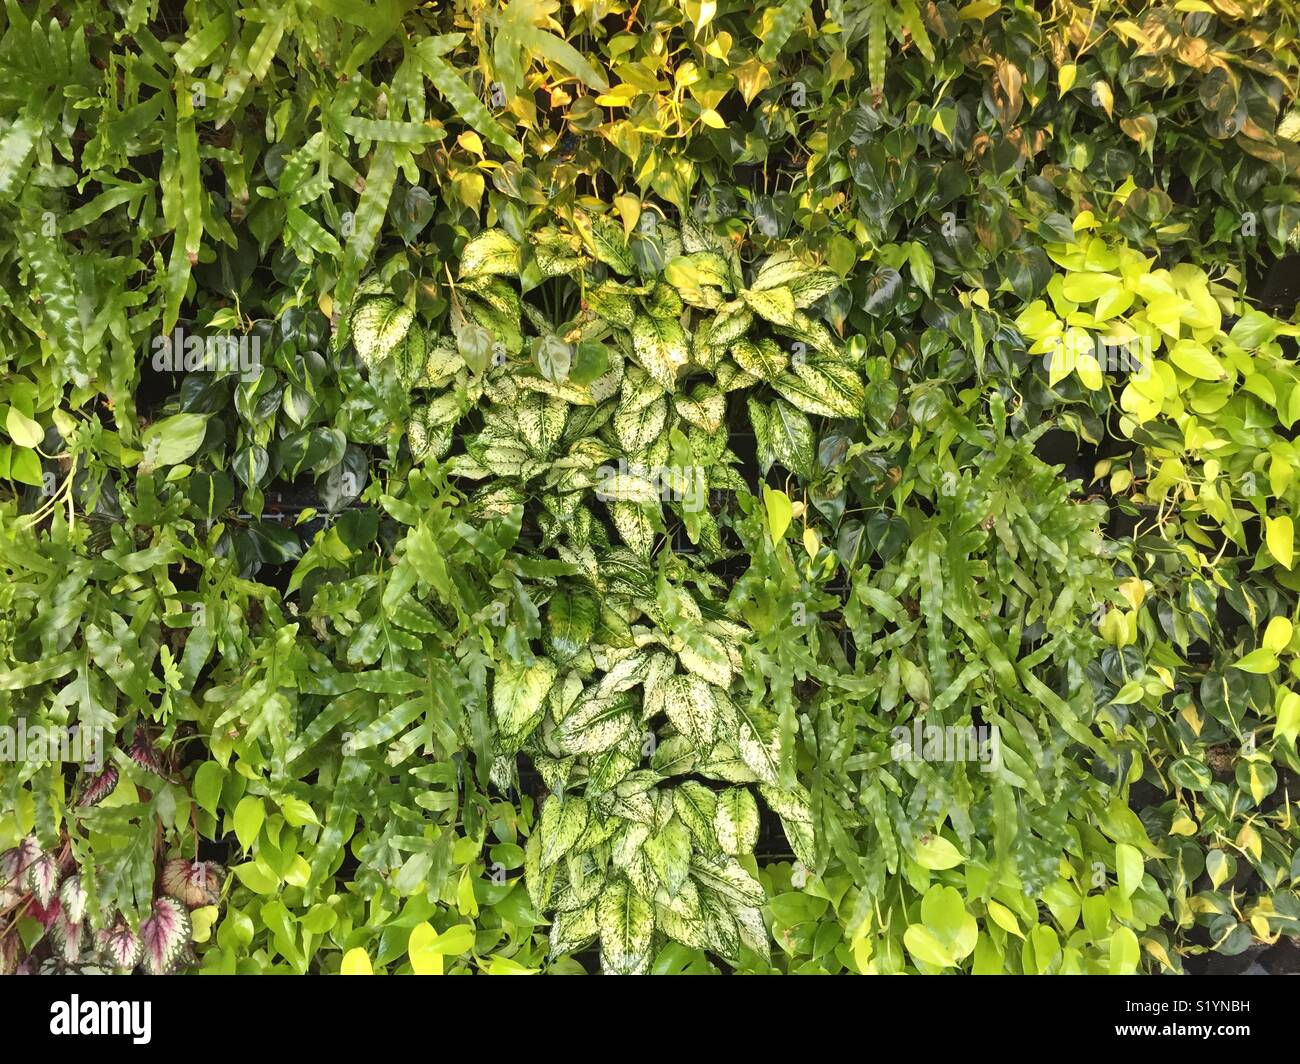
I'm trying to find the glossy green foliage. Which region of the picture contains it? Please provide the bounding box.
[2,0,1299,976]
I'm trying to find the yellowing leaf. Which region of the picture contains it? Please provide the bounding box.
[1263,616,1293,653]
[1232,648,1278,674]
[408,922,445,975]
[1169,339,1225,381]
[764,485,793,542]
[6,408,43,448]
[340,948,373,975]
[1275,688,1300,745]
[1266,514,1294,570]
[1116,842,1143,900]
[986,900,1023,938]
[914,834,963,870]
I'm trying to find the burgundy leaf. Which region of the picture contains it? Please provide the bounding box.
[79,764,119,807]
[27,896,61,929]
[0,927,17,975]
[0,836,40,886]
[97,919,143,970]
[139,896,191,975]
[129,733,161,775]
[59,875,88,925]
[160,858,223,908]
[25,854,60,908]
[52,915,84,965]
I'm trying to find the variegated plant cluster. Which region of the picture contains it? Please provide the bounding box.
[347,209,835,970]
[349,211,852,558]
[0,835,219,975]
[6,0,1300,980]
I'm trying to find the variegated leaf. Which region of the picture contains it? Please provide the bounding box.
[97,920,143,971]
[25,853,59,908]
[160,859,223,908]
[672,781,721,854]
[678,630,732,686]
[772,358,863,418]
[614,393,668,453]
[699,886,741,960]
[597,880,654,974]
[643,817,692,897]
[540,795,590,870]
[759,783,817,868]
[731,336,788,381]
[714,787,760,856]
[741,286,796,327]
[553,692,639,756]
[0,836,39,886]
[577,210,634,275]
[691,855,765,908]
[609,500,656,557]
[630,314,688,390]
[547,588,598,665]
[586,280,637,328]
[658,674,720,747]
[493,658,558,750]
[458,228,520,278]
[59,876,88,925]
[139,896,192,975]
[351,296,413,368]
[548,898,599,957]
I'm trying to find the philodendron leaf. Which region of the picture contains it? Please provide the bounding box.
[139,413,210,472]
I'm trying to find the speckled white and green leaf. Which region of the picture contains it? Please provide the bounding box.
[597,879,654,974]
[714,787,760,856]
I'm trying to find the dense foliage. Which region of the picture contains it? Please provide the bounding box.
[1,0,1299,975]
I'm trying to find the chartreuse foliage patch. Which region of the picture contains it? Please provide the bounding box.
[2,0,1300,977]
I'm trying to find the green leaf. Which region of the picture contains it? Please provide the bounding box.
[417,45,523,161]
[1266,514,1294,570]
[756,0,813,63]
[140,414,209,472]
[914,834,963,870]
[336,143,398,315]
[763,485,793,541]
[1116,842,1143,899]
[6,408,43,448]
[233,796,265,851]
[1232,648,1279,674]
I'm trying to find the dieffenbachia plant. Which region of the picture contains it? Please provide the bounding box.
[344,210,839,971]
